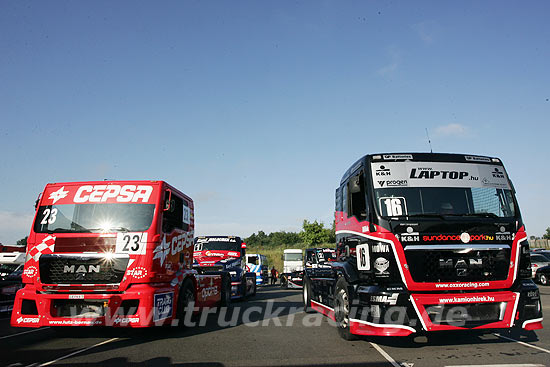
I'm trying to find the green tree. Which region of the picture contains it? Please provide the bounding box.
[543,227,550,240]
[16,236,28,247]
[300,220,330,245]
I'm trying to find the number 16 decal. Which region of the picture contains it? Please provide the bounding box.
[116,232,148,254]
[379,197,408,217]
[356,244,370,270]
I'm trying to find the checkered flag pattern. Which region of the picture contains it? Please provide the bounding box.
[27,235,56,262]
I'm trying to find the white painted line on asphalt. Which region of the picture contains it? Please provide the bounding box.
[38,337,119,366]
[0,327,50,340]
[494,333,550,354]
[445,364,545,367]
[369,342,401,367]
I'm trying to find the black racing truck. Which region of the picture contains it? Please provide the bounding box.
[303,153,543,340]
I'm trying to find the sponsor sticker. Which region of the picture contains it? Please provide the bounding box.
[17,316,40,324]
[374,257,390,276]
[113,317,140,324]
[370,293,399,305]
[154,292,174,322]
[127,266,148,280]
[371,243,390,253]
[465,155,492,163]
[371,162,511,190]
[73,185,153,203]
[383,154,413,160]
[24,266,38,278]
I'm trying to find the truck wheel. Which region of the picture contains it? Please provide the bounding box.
[281,276,288,289]
[176,280,195,327]
[540,273,549,286]
[303,278,314,313]
[334,277,357,341]
[251,279,257,296]
[221,274,231,307]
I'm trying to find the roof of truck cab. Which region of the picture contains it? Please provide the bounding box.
[340,152,502,185]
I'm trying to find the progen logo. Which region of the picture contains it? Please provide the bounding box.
[17,316,40,324]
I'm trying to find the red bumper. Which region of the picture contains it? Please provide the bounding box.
[11,283,176,328]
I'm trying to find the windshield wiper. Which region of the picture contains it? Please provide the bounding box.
[86,226,130,232]
[444,213,500,219]
[399,213,446,219]
[46,228,72,233]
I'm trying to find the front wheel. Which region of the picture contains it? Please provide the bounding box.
[176,280,195,327]
[334,277,357,341]
[303,278,314,313]
[540,273,549,286]
[221,274,231,307]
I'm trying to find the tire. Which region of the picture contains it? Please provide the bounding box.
[251,279,257,296]
[220,274,231,307]
[540,273,549,286]
[176,279,195,327]
[281,276,288,289]
[334,277,358,341]
[303,278,314,313]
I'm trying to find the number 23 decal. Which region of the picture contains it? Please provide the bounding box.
[116,232,148,254]
[40,208,58,225]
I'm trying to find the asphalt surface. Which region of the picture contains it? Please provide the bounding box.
[1,285,549,367]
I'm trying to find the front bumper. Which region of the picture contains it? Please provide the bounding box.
[11,283,176,328]
[349,280,543,337]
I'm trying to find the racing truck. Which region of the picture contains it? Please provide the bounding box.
[280,249,304,289]
[193,236,256,299]
[11,181,231,328]
[245,253,269,285]
[305,248,337,271]
[303,153,543,340]
[0,252,25,314]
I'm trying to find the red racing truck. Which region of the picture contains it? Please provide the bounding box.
[303,153,543,339]
[193,236,256,300]
[11,181,230,328]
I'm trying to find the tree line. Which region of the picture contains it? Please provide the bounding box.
[530,227,550,240]
[244,220,335,248]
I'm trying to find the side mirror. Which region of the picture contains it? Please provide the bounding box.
[34,193,42,210]
[164,189,172,211]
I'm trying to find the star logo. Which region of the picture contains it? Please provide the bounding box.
[153,235,170,266]
[49,186,69,204]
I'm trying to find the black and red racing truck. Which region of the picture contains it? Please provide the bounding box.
[303,153,543,340]
[193,236,256,300]
[11,181,231,328]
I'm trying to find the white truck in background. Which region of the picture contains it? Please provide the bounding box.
[280,249,303,289]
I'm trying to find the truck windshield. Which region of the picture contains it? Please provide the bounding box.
[195,240,241,252]
[371,161,516,218]
[284,253,302,261]
[33,204,155,233]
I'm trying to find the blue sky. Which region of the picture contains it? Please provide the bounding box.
[1,1,549,244]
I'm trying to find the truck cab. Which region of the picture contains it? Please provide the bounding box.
[193,236,256,299]
[281,249,304,289]
[245,253,269,285]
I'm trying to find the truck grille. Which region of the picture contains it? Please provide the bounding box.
[39,254,129,285]
[404,245,511,282]
[195,266,224,273]
[425,302,505,328]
